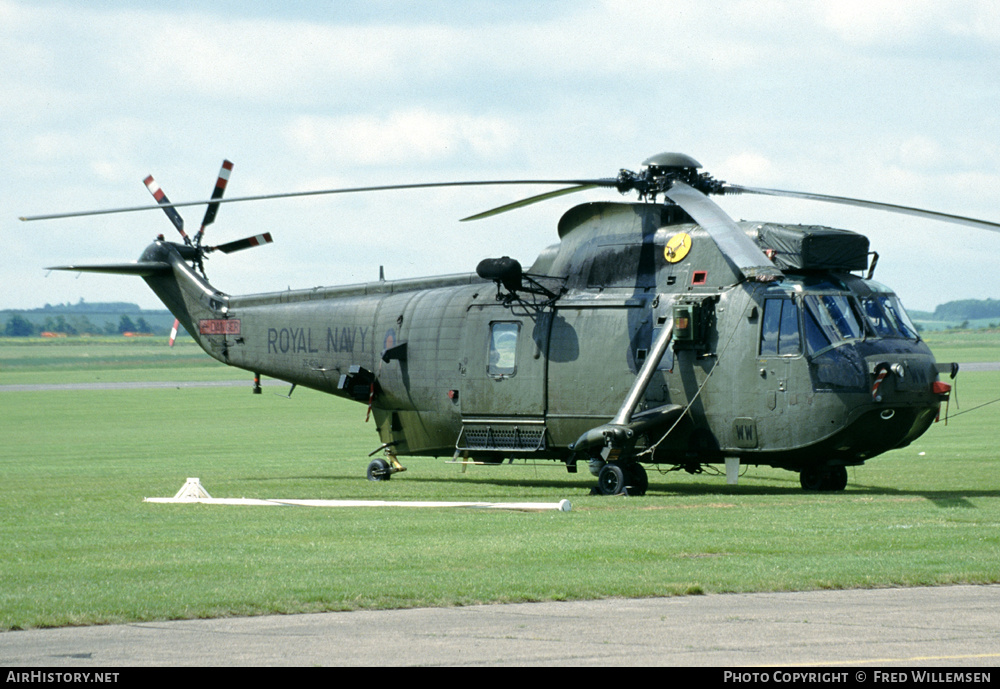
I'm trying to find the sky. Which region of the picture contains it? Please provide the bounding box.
[3,0,1000,312]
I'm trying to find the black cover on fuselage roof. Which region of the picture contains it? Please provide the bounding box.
[753,223,870,272]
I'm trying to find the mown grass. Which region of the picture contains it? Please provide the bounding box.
[0,337,231,387]
[921,328,1000,363]
[0,334,999,630]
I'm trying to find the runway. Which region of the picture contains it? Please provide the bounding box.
[2,586,998,667]
[0,379,287,393]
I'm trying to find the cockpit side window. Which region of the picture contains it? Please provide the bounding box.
[880,295,919,340]
[860,296,895,337]
[760,298,801,356]
[859,295,920,340]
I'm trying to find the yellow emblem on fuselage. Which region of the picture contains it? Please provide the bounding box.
[664,232,692,263]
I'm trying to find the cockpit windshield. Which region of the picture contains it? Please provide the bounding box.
[803,294,864,355]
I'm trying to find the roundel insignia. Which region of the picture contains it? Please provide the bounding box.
[664,232,692,263]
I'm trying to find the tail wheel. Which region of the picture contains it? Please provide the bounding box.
[367,458,392,481]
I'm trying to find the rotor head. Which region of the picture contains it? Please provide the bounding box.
[641,152,702,170]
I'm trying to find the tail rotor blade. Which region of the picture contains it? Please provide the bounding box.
[169,319,179,347]
[196,159,233,244]
[143,175,190,245]
[211,232,273,254]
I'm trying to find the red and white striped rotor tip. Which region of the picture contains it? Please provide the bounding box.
[213,232,273,254]
[143,174,188,240]
[198,159,234,237]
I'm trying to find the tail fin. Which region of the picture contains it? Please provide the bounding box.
[48,240,231,364]
[45,261,170,276]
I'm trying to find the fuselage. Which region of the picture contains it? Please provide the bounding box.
[139,201,951,475]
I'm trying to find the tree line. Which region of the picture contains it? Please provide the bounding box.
[931,298,1000,321]
[3,314,163,337]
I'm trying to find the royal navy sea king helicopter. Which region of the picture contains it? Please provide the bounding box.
[26,153,1000,495]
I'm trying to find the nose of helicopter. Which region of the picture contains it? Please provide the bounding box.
[865,354,947,405]
[850,352,953,456]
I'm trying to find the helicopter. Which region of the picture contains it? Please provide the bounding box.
[24,152,1000,496]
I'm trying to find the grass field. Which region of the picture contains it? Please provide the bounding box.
[1,333,999,631]
[921,328,1000,364]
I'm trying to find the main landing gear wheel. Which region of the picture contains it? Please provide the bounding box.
[367,458,392,481]
[825,465,848,491]
[596,462,648,496]
[597,463,626,495]
[625,462,648,496]
[799,465,848,491]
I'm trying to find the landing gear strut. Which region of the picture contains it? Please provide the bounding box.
[367,448,407,481]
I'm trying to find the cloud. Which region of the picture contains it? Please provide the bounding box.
[811,0,1000,46]
[4,0,1000,312]
[283,110,519,166]
[718,152,777,183]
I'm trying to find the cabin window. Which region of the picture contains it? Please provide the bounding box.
[760,298,801,356]
[488,322,520,376]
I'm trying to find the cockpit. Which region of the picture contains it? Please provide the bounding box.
[758,278,927,391]
[761,280,920,352]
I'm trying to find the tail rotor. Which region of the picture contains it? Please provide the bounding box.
[141,159,273,277]
[143,175,190,245]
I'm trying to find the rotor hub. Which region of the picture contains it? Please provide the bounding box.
[616,152,725,201]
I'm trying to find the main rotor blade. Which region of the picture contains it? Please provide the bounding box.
[724,184,1000,233]
[20,178,610,222]
[663,181,781,281]
[460,184,604,221]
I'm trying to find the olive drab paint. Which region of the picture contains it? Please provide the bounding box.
[126,199,953,495]
[42,153,972,495]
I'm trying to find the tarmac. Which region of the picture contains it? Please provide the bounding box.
[2,585,998,667]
